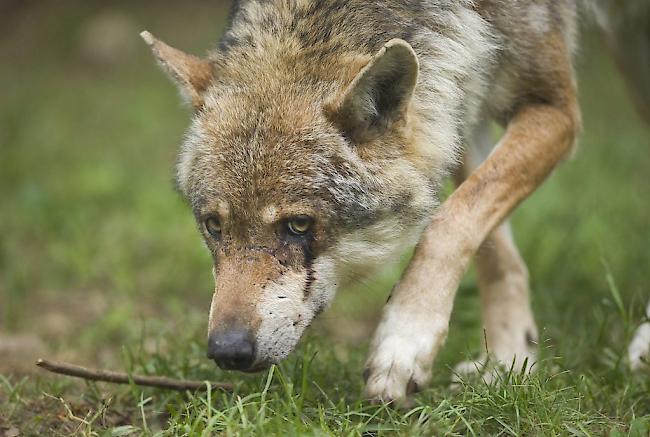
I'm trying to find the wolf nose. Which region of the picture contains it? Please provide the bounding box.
[207,330,255,371]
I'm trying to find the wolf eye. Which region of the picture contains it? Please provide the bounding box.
[205,217,222,238]
[286,216,312,236]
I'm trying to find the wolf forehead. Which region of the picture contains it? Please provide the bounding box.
[176,87,373,219]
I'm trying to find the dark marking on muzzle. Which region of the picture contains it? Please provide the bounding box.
[304,265,315,298]
[301,237,315,299]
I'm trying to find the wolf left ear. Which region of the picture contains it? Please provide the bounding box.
[326,39,419,143]
[140,31,214,108]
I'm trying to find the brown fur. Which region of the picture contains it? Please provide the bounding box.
[140,0,645,402]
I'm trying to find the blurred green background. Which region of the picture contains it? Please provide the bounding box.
[0,1,648,433]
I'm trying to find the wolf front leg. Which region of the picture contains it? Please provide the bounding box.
[364,102,581,403]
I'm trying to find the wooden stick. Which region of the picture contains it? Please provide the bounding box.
[36,358,233,392]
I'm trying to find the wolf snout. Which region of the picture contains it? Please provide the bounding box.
[207,330,255,371]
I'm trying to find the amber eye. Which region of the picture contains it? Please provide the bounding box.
[205,217,222,238]
[286,216,312,236]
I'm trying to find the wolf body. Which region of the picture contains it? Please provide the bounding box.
[141,0,647,402]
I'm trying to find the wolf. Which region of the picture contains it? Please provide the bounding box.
[141,0,649,402]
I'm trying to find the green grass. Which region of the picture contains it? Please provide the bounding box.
[1,2,649,435]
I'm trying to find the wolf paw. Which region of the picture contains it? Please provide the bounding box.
[628,301,650,372]
[451,319,539,387]
[363,342,430,405]
[451,348,537,387]
[363,314,448,405]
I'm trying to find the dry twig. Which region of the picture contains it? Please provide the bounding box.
[36,358,233,392]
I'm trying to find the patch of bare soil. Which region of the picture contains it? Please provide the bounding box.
[0,334,45,375]
[1,392,135,436]
[0,288,172,375]
[0,290,108,375]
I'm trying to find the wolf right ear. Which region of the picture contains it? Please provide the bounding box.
[140,31,214,109]
[325,39,419,143]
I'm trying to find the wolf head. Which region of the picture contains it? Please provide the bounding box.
[142,31,445,371]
